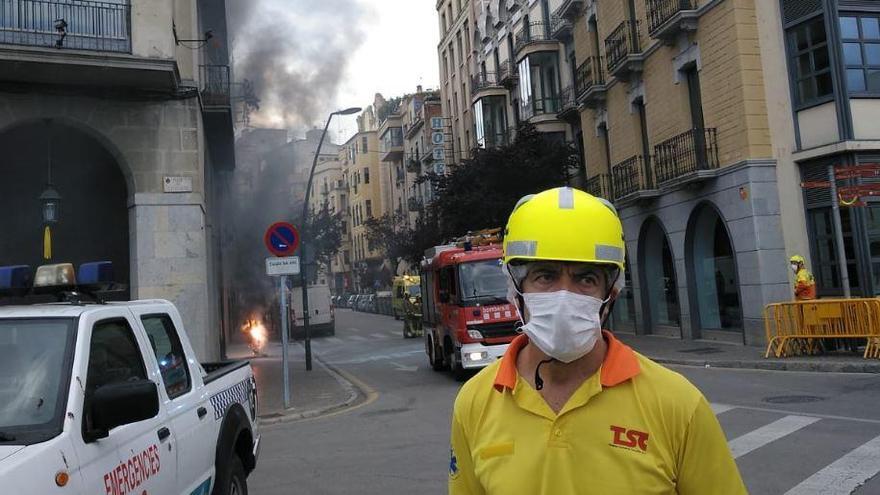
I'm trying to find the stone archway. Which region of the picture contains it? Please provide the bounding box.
[686,202,743,337]
[638,217,681,337]
[0,120,130,294]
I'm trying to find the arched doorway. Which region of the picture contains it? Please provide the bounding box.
[687,203,742,335]
[611,251,637,333]
[0,121,130,295]
[639,218,681,337]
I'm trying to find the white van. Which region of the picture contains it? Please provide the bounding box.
[291,283,335,337]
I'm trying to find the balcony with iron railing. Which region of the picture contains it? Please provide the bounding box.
[406,157,421,173]
[646,0,699,42]
[611,155,657,202]
[497,60,518,86]
[604,20,644,80]
[0,0,186,91]
[381,128,404,162]
[514,22,557,56]
[575,56,607,107]
[555,0,586,20]
[550,14,573,41]
[586,173,612,200]
[200,65,231,110]
[653,128,719,185]
[556,85,580,121]
[0,0,131,52]
[521,95,562,121]
[471,71,505,99]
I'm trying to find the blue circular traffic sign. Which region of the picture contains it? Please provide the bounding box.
[264,222,300,257]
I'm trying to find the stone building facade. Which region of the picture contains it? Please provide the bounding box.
[0,0,235,359]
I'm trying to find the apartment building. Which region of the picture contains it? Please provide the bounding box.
[378,107,407,225]
[471,0,583,148]
[437,0,476,164]
[402,89,444,227]
[308,151,350,293]
[341,107,386,292]
[562,0,880,346]
[0,0,235,359]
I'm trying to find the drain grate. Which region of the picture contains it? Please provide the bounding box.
[679,347,724,355]
[763,395,825,404]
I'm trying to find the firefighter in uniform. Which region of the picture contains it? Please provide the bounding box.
[448,187,745,494]
[790,255,817,301]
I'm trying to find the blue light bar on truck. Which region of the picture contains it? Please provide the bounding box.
[0,265,32,295]
[78,261,114,285]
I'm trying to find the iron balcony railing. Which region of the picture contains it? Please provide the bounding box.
[0,0,131,52]
[611,155,653,200]
[521,96,562,120]
[200,65,231,109]
[497,60,518,84]
[575,56,605,98]
[557,85,579,117]
[471,71,502,96]
[550,14,573,40]
[647,0,693,35]
[406,157,421,173]
[605,20,641,72]
[586,174,612,199]
[654,128,719,184]
[514,22,552,53]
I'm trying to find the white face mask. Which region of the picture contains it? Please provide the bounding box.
[791,264,799,273]
[521,290,604,363]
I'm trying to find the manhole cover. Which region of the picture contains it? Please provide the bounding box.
[679,347,724,355]
[763,395,825,404]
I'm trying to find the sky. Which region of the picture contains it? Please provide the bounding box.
[331,0,442,144]
[228,0,441,145]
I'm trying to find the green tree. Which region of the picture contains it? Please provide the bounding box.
[304,205,344,279]
[366,124,580,264]
[428,123,579,237]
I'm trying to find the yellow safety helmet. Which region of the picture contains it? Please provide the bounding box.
[790,255,806,264]
[503,187,625,271]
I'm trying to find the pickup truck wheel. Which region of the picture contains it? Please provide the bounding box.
[216,455,248,495]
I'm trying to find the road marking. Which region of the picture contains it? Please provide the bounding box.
[391,361,418,372]
[370,332,389,340]
[347,335,367,342]
[783,434,880,495]
[711,403,736,415]
[708,403,880,426]
[728,415,821,459]
[331,349,423,365]
[326,337,344,344]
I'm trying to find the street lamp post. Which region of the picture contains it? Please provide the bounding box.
[300,106,361,371]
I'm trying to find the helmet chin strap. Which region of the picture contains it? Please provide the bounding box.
[534,358,555,391]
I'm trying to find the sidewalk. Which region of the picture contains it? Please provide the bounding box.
[615,332,880,373]
[227,342,360,424]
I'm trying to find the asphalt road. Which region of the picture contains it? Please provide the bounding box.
[250,309,880,495]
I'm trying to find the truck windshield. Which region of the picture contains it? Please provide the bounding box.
[0,318,76,445]
[459,259,508,305]
[407,285,421,297]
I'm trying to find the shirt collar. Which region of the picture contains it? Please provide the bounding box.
[492,330,640,392]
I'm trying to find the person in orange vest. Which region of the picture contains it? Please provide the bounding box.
[790,255,816,301]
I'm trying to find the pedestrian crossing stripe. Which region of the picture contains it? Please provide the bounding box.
[728,415,821,459]
[209,378,254,421]
[783,433,880,495]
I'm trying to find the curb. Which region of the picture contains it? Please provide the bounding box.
[258,354,365,426]
[650,356,880,374]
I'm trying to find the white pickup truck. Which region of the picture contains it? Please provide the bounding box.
[0,298,260,495]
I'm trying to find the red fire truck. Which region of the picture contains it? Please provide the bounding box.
[420,230,521,380]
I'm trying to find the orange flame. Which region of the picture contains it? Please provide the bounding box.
[241,318,268,353]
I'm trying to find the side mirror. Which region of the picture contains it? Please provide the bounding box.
[85,379,159,443]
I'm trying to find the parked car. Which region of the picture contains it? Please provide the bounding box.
[365,294,376,313]
[347,294,358,309]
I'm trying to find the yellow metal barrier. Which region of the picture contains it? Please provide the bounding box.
[764,298,880,359]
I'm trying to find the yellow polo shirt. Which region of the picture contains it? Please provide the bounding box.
[449,332,746,494]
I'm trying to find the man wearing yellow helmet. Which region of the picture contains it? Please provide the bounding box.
[448,187,745,495]
[790,255,816,301]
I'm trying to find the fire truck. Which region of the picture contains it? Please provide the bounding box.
[420,229,521,381]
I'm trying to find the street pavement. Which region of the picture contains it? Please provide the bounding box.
[248,309,880,495]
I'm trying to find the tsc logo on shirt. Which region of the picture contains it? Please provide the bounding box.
[609,425,649,453]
